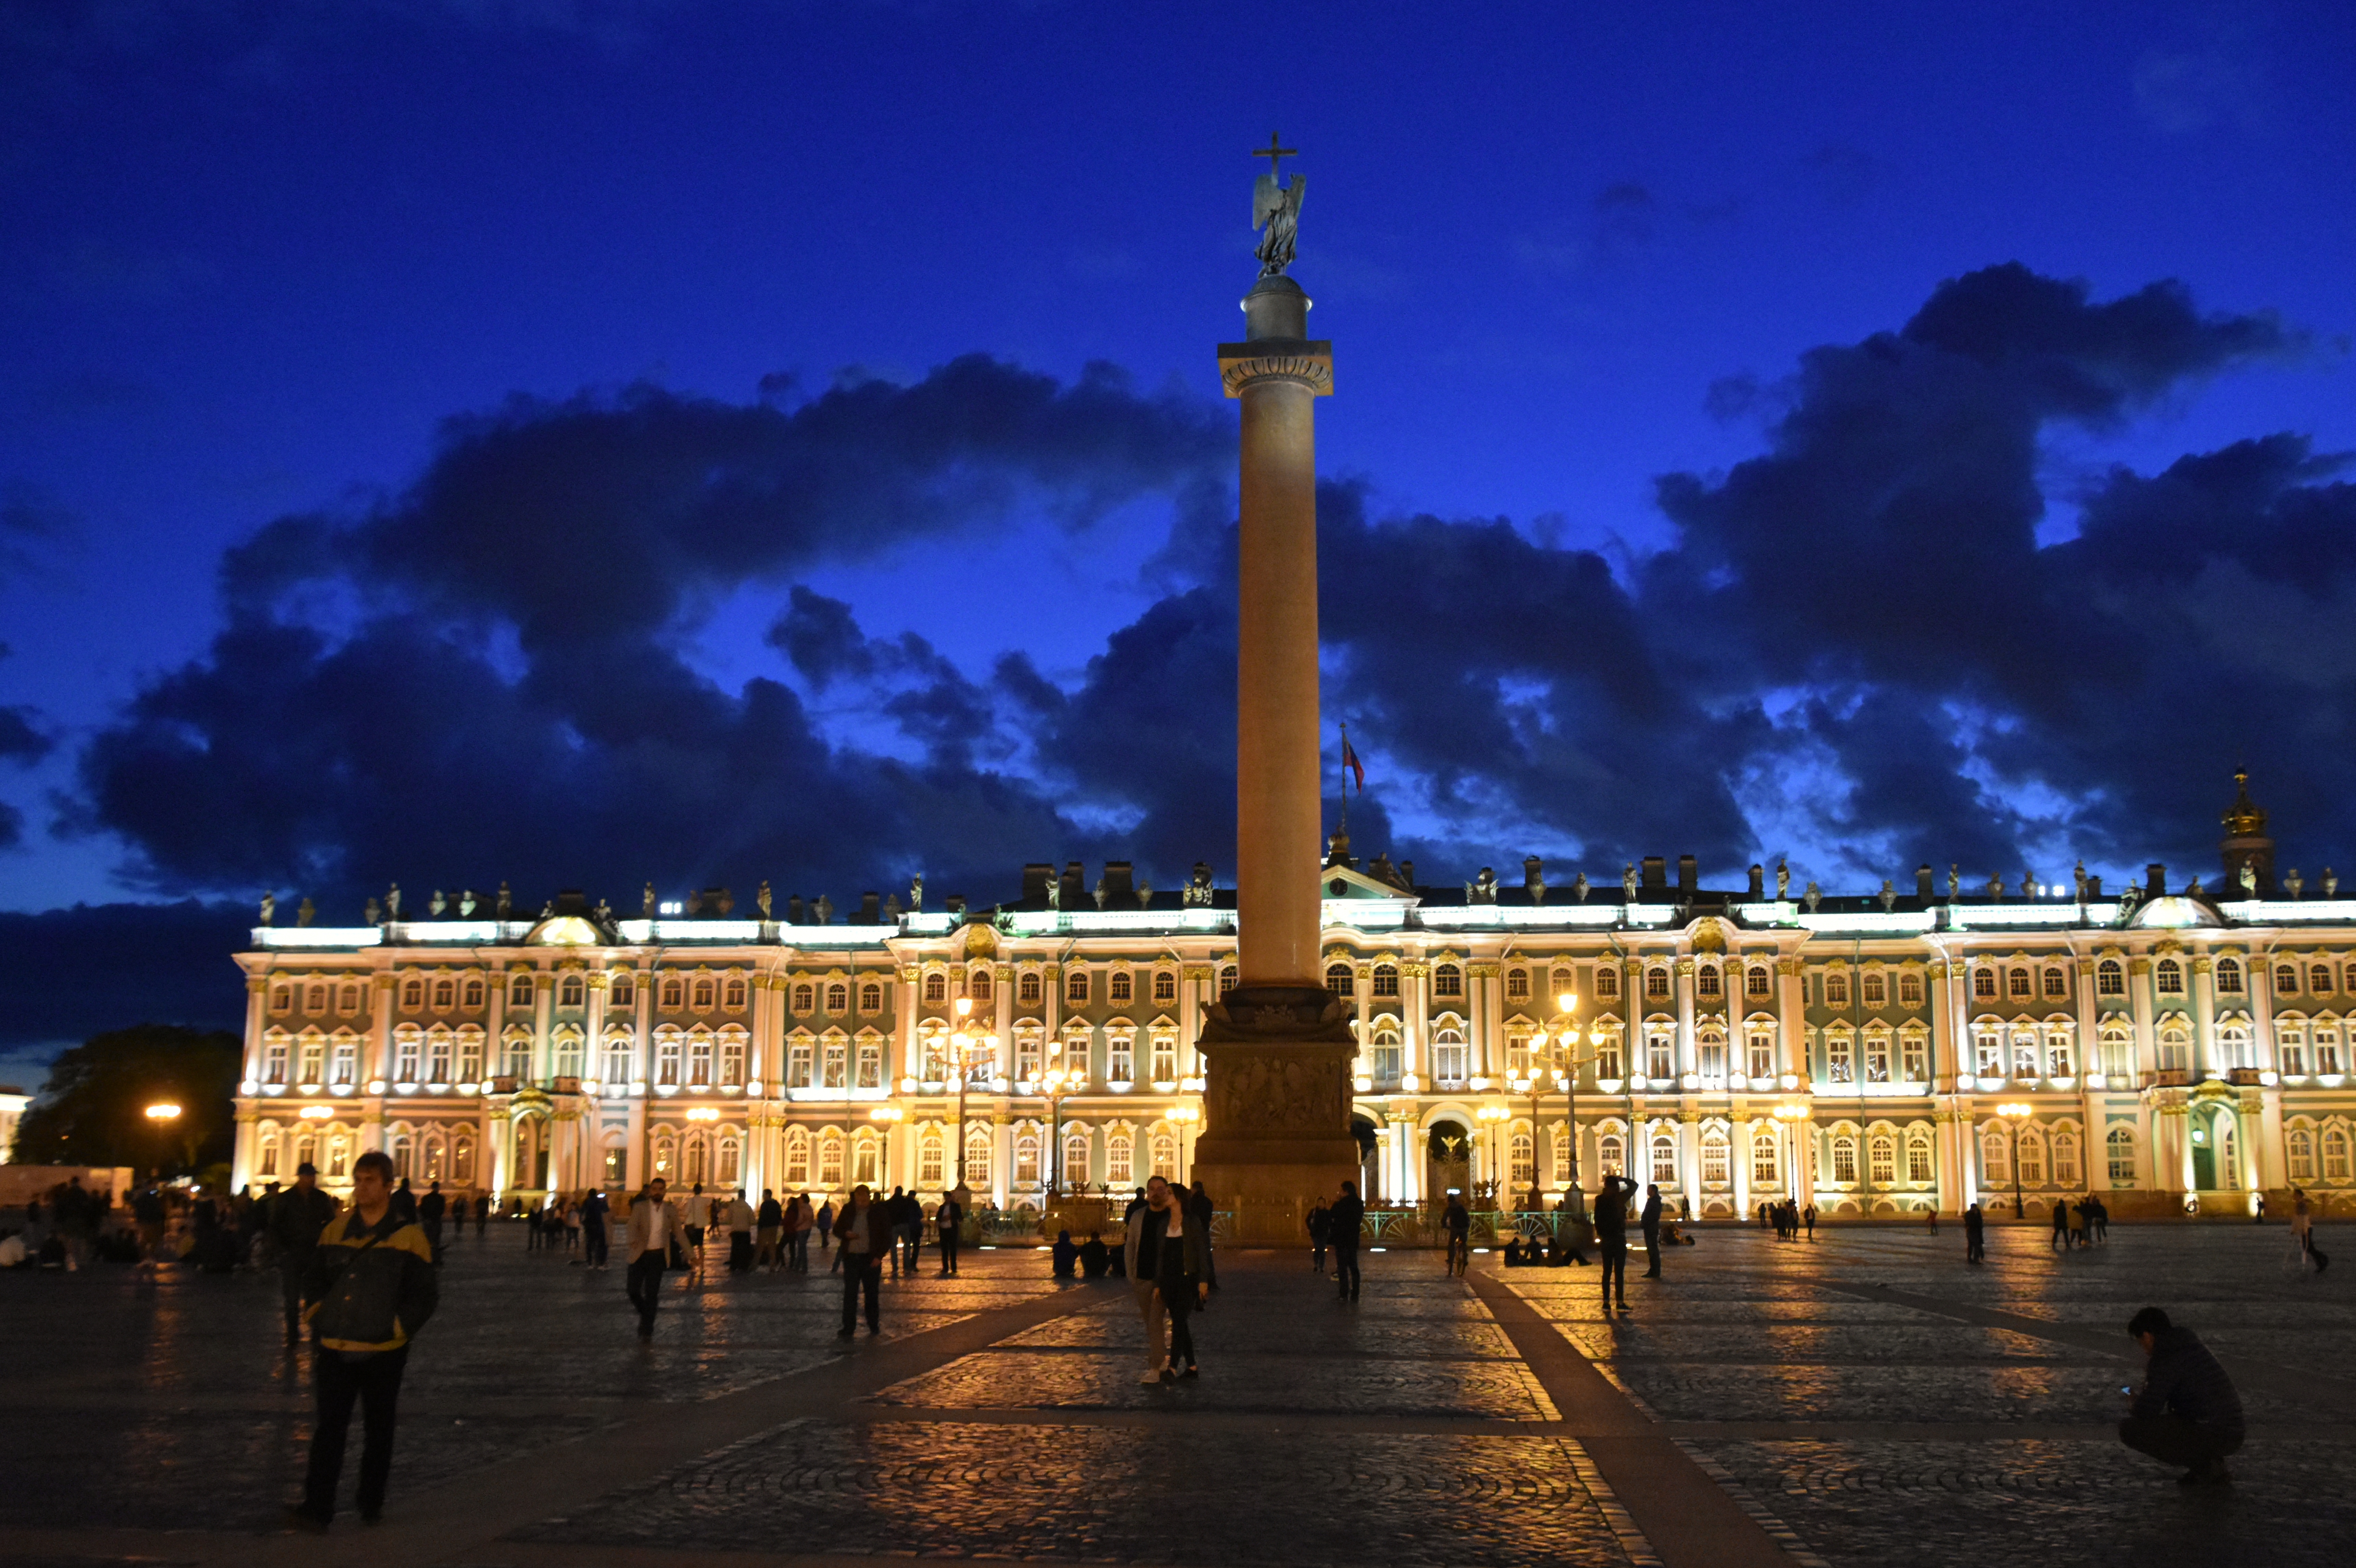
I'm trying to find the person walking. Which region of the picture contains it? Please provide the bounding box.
[836,1185,887,1338]
[1150,1175,1209,1379]
[1965,1201,1986,1264]
[417,1181,447,1265]
[1640,1183,1665,1280]
[1441,1193,1470,1277]
[788,1194,814,1271]
[623,1177,685,1339]
[2291,1188,2330,1272]
[1123,1181,1170,1382]
[755,1190,783,1271]
[391,1177,418,1225]
[1802,1203,1816,1240]
[936,1188,965,1276]
[2119,1306,2245,1486]
[581,1187,610,1269]
[285,1150,437,1530]
[473,1193,489,1241]
[1306,1198,1331,1275]
[1328,1180,1364,1302]
[1595,1175,1632,1312]
[816,1197,836,1269]
[268,1161,340,1345]
[2050,1197,2071,1252]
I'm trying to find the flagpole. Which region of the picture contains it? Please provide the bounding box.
[1338,721,1349,836]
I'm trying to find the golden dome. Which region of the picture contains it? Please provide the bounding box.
[2221,769,2268,837]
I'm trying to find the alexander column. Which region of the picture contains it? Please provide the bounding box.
[1192,137,1361,1241]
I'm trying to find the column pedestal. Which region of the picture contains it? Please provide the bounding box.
[1190,986,1360,1244]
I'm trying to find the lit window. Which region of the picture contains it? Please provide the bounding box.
[1108,971,1132,1003]
[1327,962,1354,995]
[1749,966,1773,999]
[1906,1134,1933,1184]
[2007,968,2032,1000]
[793,984,814,1012]
[2156,959,2184,995]
[1433,964,1463,999]
[2042,967,2067,999]
[860,982,883,1011]
[1974,969,1998,1000]
[2096,960,2123,996]
[1831,1135,1858,1185]
[2275,964,2299,995]
[1506,968,1529,1001]
[2215,958,2243,995]
[1153,971,1177,1003]
[971,968,995,1002]
[2286,1128,2315,1183]
[1898,972,1924,1006]
[1595,966,1619,1000]
[1869,1135,1895,1186]
[1646,968,1671,1001]
[1066,969,1090,1004]
[1825,972,1847,1005]
[1697,965,1721,1000]
[1372,965,1399,997]
[1218,965,1239,995]
[925,972,948,1004]
[1018,972,1042,1004]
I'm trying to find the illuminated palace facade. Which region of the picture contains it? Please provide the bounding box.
[231,785,2356,1221]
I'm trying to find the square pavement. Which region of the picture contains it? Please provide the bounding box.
[0,1217,2348,1566]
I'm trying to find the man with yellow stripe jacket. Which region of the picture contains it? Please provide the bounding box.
[287,1149,438,1530]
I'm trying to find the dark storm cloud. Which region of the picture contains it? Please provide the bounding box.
[0,900,248,1050]
[72,357,1228,913]
[61,262,2356,939]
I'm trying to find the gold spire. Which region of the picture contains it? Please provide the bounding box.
[2222,768,2268,837]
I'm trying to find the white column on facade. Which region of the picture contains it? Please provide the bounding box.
[1674,958,1697,1080]
[371,973,396,1085]
[1776,958,1805,1083]
[242,973,268,1077]
[1677,1113,1700,1204]
[2255,1090,2286,1193]
[2073,956,2099,1080]
[898,965,921,1080]
[2130,955,2157,1077]
[533,970,555,1082]
[1731,1112,1752,1215]
[1406,960,1430,1080]
[2253,955,2279,1072]
[486,975,507,1081]
[994,962,1015,1077]
[1935,1107,1962,1212]
[1479,960,1505,1078]
[2191,958,2218,1079]
[584,977,608,1084]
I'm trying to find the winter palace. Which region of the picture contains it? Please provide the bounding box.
[230,778,2356,1222]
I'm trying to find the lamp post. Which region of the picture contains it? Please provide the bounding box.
[1042,1065,1070,1198]
[1506,991,1597,1219]
[144,1101,184,1177]
[948,997,996,1200]
[1997,1101,2033,1218]
[1773,1101,1814,1211]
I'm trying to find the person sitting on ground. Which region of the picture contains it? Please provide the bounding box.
[1501,1236,1526,1267]
[1102,1230,1126,1279]
[2119,1306,2244,1487]
[1051,1228,1079,1278]
[1078,1230,1109,1278]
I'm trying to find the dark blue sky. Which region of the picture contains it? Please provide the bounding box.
[3,2,2354,1071]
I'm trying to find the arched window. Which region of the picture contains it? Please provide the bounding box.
[916,1130,944,1189]
[401,979,424,1010]
[390,1130,415,1181]
[1593,966,1619,1000]
[1868,1134,1895,1186]
[1647,968,1671,1000]
[1505,967,1529,1001]
[1825,970,1849,1005]
[271,986,291,1014]
[2288,1127,2316,1182]
[717,1136,741,1185]
[1650,1132,1678,1187]
[963,1126,992,1188]
[393,1026,422,1084]
[1698,964,1722,1000]
[1149,1131,1177,1180]
[2018,1129,2047,1186]
[1859,971,1883,1006]
[658,977,683,1009]
[453,1135,475,1184]
[725,978,749,1010]
[2042,966,2067,999]
[2007,968,2032,1000]
[432,979,455,1010]
[1062,1129,1089,1188]
[609,974,634,1009]
[2096,959,2123,995]
[1018,971,1042,1004]
[1696,1026,1727,1080]
[2053,1129,2081,1186]
[1973,968,1998,999]
[257,1127,281,1178]
[462,978,485,1009]
[1981,1128,2009,1183]
[1906,1131,1933,1184]
[427,1027,453,1083]
[861,981,883,1011]
[691,978,715,1010]
[1372,964,1400,997]
[560,973,584,1007]
[509,974,534,1007]
[1326,962,1354,995]
[1508,1131,1534,1190]
[792,983,814,1012]
[1751,1129,1779,1187]
[1218,965,1239,995]
[1598,1132,1625,1174]
[971,967,995,1002]
[2275,963,2299,995]
[1153,971,1177,1003]
[1433,964,1463,999]
[719,1029,747,1086]
[687,1032,714,1085]
[852,1134,880,1188]
[2106,1126,2136,1182]
[1830,1133,1858,1185]
[1701,1130,1729,1186]
[1431,1028,1469,1082]
[651,1134,677,1182]
[2214,958,2243,995]
[2326,1127,2352,1181]
[817,1130,844,1188]
[924,972,948,1004]
[1066,969,1090,1004]
[1107,1131,1134,1188]
[1899,971,1924,1006]
[2156,959,2184,995]
[2158,1022,2192,1073]
[2344,963,2356,995]
[2314,963,2337,995]
[654,1029,682,1086]
[1748,965,1773,999]
[1108,970,1132,1003]
[1013,1130,1041,1186]
[826,982,848,1013]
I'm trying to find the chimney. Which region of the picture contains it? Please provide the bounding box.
[1523,855,1546,905]
[857,891,881,924]
[1677,854,1697,892]
[945,894,967,917]
[1916,864,1934,900]
[1061,860,1086,909]
[1748,863,1764,899]
[787,894,805,925]
[1102,861,1136,903]
[2086,875,2102,900]
[1021,863,1053,905]
[2147,863,2168,897]
[1400,859,1414,887]
[1641,856,1667,889]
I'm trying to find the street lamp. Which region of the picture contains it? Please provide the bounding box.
[948,997,996,1199]
[1505,991,1597,1218]
[1042,1064,1071,1198]
[1773,1101,1814,1212]
[144,1102,184,1176]
[1997,1101,2033,1218]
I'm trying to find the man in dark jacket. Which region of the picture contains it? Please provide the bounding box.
[1188,1179,1219,1290]
[2120,1306,2244,1485]
[1640,1182,1665,1279]
[287,1151,437,1529]
[1595,1175,1632,1311]
[1306,1199,1331,1274]
[1965,1202,1986,1264]
[581,1187,610,1269]
[269,1162,341,1344]
[936,1191,965,1276]
[417,1180,447,1264]
[1328,1181,1364,1301]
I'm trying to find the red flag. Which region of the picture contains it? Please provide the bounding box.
[1341,733,1365,792]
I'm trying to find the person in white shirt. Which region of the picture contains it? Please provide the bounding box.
[624,1178,686,1339]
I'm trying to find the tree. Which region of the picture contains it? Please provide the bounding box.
[9,1025,241,1175]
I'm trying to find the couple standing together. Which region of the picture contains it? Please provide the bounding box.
[1125,1175,1210,1384]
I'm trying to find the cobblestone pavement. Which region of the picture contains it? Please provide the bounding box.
[3,1219,2349,1566]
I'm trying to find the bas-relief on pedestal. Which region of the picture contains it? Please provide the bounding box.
[1192,986,1360,1242]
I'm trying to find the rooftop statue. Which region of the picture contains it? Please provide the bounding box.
[1250,134,1304,277]
[259,891,275,927]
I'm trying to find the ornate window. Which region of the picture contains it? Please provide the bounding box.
[1150,1029,1178,1084]
[852,1134,880,1188]
[1830,1133,1858,1186]
[2325,1127,2351,1181]
[971,967,995,1003]
[1594,966,1619,1000]
[691,979,715,1010]
[264,1034,290,1083]
[792,983,814,1012]
[257,1127,280,1178]
[2317,1027,2345,1075]
[1598,1133,1624,1175]
[687,1031,714,1086]
[1825,970,1849,1005]
[1860,971,1884,1006]
[1508,1131,1534,1190]
[558,973,583,1007]
[610,975,634,1009]
[726,978,749,1010]
[2053,1129,2081,1186]
[1697,1026,1727,1080]
[717,1135,742,1186]
[1863,1028,1891,1083]
[431,979,455,1010]
[427,1028,452,1083]
[1981,1127,2009,1183]
[396,979,419,1010]
[1749,965,1774,999]
[1062,1129,1089,1187]
[817,1130,844,1188]
[271,986,291,1014]
[1066,969,1090,1004]
[1018,971,1042,1004]
[962,1126,992,1188]
[925,972,948,1004]
[1327,962,1354,995]
[2008,968,2033,1000]
[1698,964,1722,1000]
[2018,1129,2047,1186]
[1432,1028,1468,1082]
[917,1130,944,1189]
[602,1031,632,1087]
[1702,1131,1729,1187]
[785,1040,813,1089]
[1746,1026,1775,1081]
[1506,968,1529,1001]
[1149,1131,1177,1180]
[861,981,883,1011]
[660,977,684,1009]
[1645,1027,1673,1082]
[1824,1030,1854,1084]
[1372,964,1400,997]
[329,1036,358,1086]
[1869,1134,1895,1186]
[2214,958,2243,995]
[1434,964,1464,999]
[857,1037,884,1088]
[656,1030,683,1086]
[2287,1127,2316,1183]
[2158,1023,2191,1073]
[2156,959,2184,995]
[1906,1131,1933,1184]
[1013,1130,1040,1187]
[1593,1027,1624,1082]
[2314,963,2336,995]
[1974,968,1998,1000]
[1751,1129,1779,1187]
[1550,1126,1573,1186]
[2042,966,2067,999]
[1153,971,1177,1003]
[2096,959,2124,996]
[1108,970,1132,1003]
[1650,1132,1678,1187]
[509,974,535,1007]
[821,1037,846,1089]
[1107,1131,1134,1188]
[1898,971,1923,1006]
[720,1030,747,1086]
[1900,1026,1930,1082]
[1647,968,1671,1001]
[1218,965,1239,995]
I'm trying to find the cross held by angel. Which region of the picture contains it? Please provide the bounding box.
[1251,133,1305,277]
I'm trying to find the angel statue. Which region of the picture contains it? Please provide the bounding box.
[259,891,276,927]
[1251,136,1305,277]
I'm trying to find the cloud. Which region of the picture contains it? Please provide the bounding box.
[0,900,250,1052]
[59,261,2356,942]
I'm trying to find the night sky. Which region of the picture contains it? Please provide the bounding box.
[4,2,2354,1080]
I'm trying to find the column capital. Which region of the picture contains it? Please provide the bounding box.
[1217,338,1333,397]
[247,975,270,994]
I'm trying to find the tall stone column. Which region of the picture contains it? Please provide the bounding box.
[1193,182,1358,1240]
